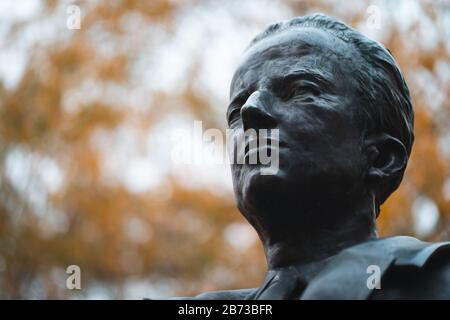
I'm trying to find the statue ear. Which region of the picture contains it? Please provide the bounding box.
[366,133,408,183]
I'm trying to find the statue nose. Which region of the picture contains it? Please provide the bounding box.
[241,91,277,132]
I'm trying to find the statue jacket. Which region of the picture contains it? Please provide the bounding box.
[178,236,450,300]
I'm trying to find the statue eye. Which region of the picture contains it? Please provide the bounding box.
[296,85,320,97]
[227,107,241,126]
[282,84,321,101]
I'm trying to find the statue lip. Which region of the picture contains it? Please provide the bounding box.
[243,138,282,162]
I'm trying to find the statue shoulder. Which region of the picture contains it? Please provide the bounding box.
[385,235,450,268]
[371,236,450,299]
[300,236,450,300]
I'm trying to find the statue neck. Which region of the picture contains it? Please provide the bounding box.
[254,195,378,270]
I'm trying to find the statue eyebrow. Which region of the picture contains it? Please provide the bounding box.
[273,70,334,91]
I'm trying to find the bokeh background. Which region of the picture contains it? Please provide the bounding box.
[0,0,449,299]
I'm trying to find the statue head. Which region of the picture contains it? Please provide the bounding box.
[227,14,413,248]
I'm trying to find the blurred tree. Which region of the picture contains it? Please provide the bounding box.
[0,0,448,298]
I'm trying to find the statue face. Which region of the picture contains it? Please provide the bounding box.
[228,27,369,222]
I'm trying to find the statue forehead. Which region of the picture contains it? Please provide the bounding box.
[231,27,359,94]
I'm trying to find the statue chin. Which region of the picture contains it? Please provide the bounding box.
[237,167,293,215]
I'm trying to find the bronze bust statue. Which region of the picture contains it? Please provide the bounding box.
[175,14,450,300]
